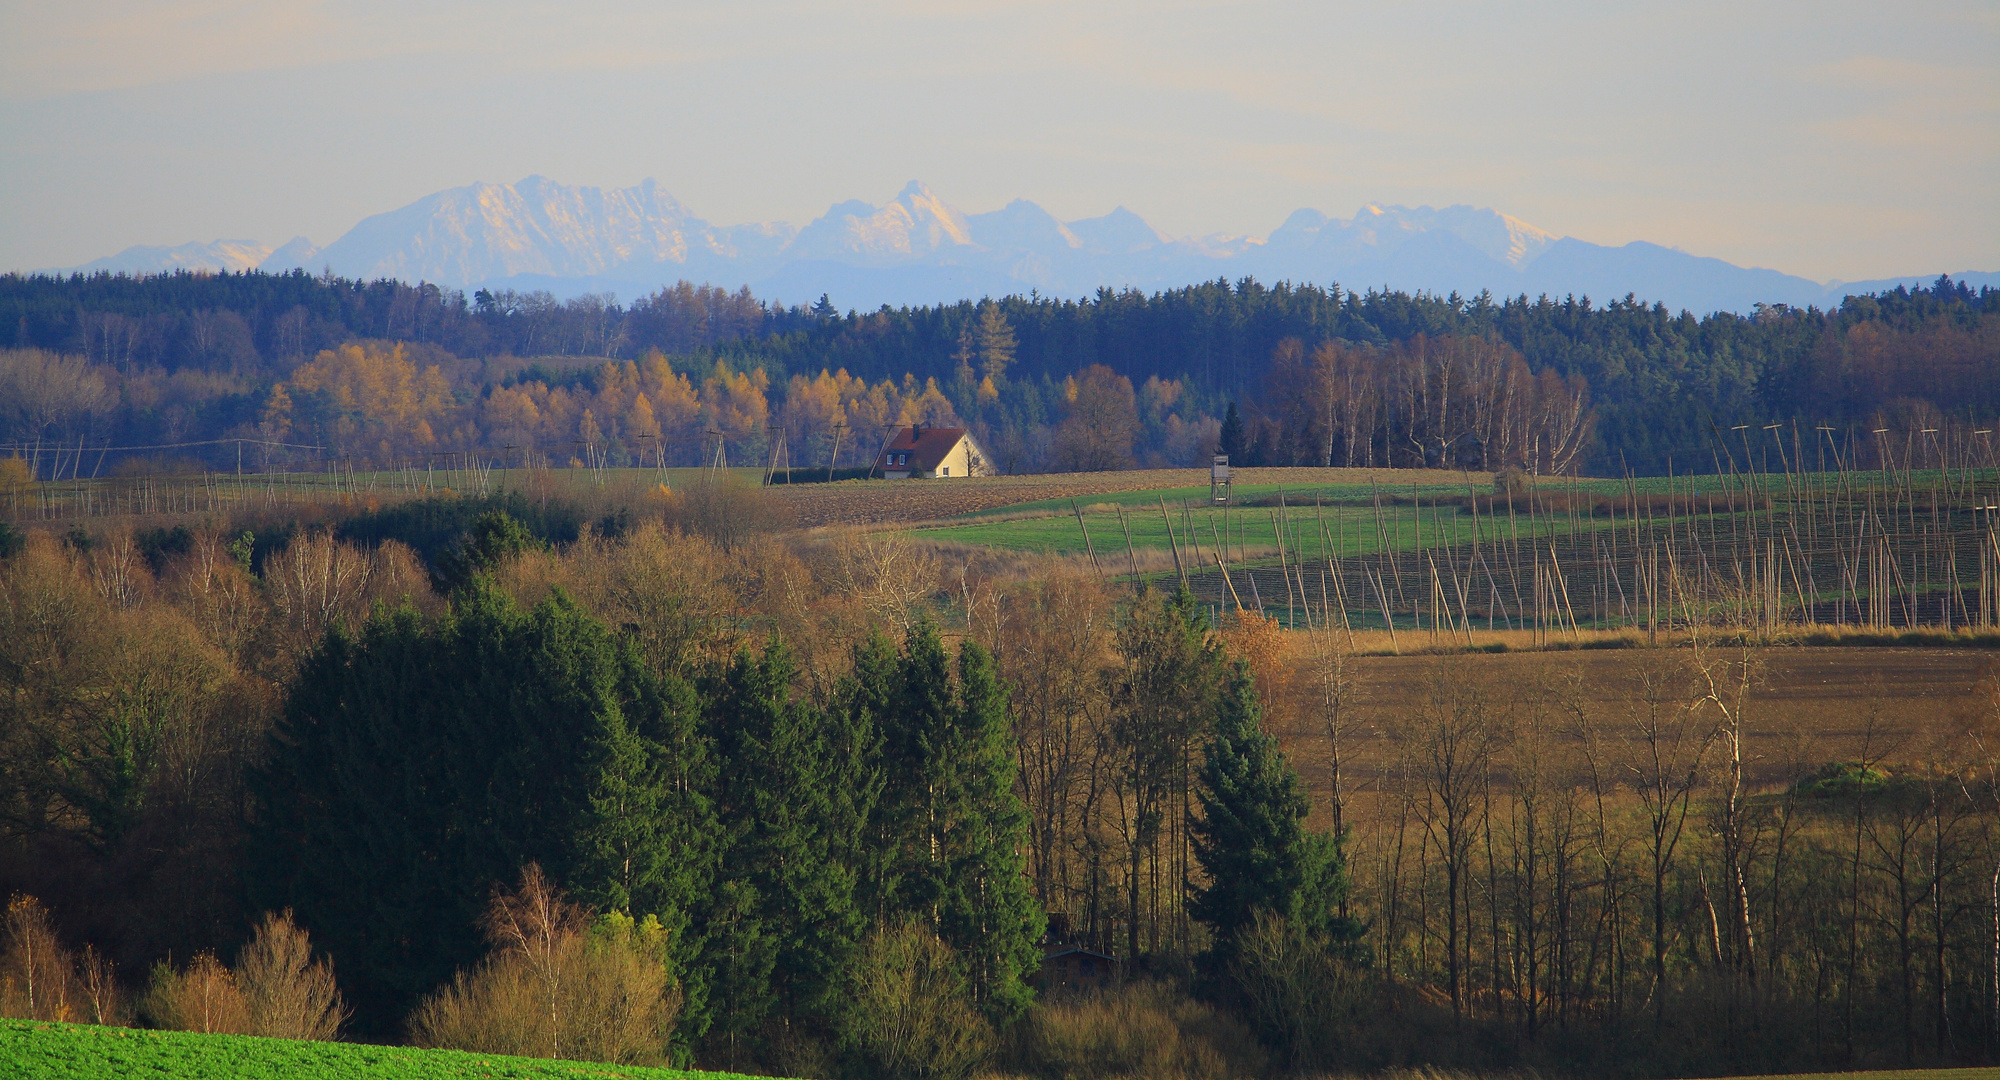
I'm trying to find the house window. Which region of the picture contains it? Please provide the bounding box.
[941,466,949,476]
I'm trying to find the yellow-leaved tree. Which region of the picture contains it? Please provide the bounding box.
[265,343,452,462]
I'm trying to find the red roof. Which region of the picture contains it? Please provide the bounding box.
[880,425,968,471]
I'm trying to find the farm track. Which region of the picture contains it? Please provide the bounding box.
[770,467,1481,527]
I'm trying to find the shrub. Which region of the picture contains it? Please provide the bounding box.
[1231,912,1370,1071]
[1014,980,1262,1080]
[837,920,991,1080]
[235,910,348,1040]
[143,953,249,1034]
[407,865,680,1065]
[660,477,791,552]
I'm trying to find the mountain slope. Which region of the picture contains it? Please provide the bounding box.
[60,239,273,276]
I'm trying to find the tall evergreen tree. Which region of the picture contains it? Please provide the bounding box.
[1218,401,1246,460]
[837,631,900,921]
[1189,659,1350,960]
[938,639,1043,1022]
[874,624,1042,1023]
[703,638,877,1051]
[573,657,717,1053]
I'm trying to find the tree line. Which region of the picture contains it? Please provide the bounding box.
[2,270,1994,477]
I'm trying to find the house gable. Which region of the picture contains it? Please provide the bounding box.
[878,425,994,477]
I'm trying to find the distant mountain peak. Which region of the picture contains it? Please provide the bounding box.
[49,177,1993,315]
[62,239,271,276]
[261,236,321,272]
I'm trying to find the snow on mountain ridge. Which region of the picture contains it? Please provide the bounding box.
[62,239,272,276]
[48,177,1990,315]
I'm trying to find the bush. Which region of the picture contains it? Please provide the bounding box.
[143,953,248,1034]
[660,478,790,552]
[235,910,348,1040]
[1014,980,1262,1080]
[1231,913,1370,1071]
[837,921,991,1080]
[140,910,347,1038]
[407,865,680,1065]
[1493,466,1529,496]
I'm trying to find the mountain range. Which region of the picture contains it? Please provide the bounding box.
[47,177,1998,315]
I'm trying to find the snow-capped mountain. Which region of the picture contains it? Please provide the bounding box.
[47,178,1999,315]
[63,239,274,276]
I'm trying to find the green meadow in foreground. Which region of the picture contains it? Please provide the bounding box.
[0,1019,776,1080]
[9,1019,1997,1080]
[1706,1072,2000,1080]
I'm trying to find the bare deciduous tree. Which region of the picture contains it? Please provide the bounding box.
[235,910,348,1041]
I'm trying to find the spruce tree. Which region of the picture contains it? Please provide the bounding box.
[1188,659,1313,959]
[573,660,717,1049]
[940,638,1043,1022]
[1219,401,1246,460]
[835,632,898,922]
[704,638,875,1050]
[875,624,1042,1023]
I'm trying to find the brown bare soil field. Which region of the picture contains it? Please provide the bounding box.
[1266,645,1998,817]
[770,466,1484,527]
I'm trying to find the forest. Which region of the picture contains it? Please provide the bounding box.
[5,466,2000,1077]
[1,270,1996,479]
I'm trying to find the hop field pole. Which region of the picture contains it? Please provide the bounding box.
[1157,497,1186,590]
[1184,500,1204,578]
[1369,564,1398,652]
[1116,504,1141,586]
[1316,514,1356,645]
[1213,552,1247,614]
[1272,507,1296,627]
[1071,500,1102,578]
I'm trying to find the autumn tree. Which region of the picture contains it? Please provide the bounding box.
[1053,365,1139,472]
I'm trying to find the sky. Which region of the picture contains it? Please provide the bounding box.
[1,0,1995,284]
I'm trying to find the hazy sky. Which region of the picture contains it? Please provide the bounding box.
[2,0,1995,283]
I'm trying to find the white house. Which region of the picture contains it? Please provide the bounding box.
[877,424,994,478]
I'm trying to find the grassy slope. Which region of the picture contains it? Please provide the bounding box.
[0,1019,776,1080]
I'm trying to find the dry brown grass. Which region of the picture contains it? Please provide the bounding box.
[1249,629,2000,823]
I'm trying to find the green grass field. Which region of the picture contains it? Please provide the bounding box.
[905,465,1956,563]
[917,488,1637,560]
[0,1019,776,1080]
[1696,1064,2000,1072]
